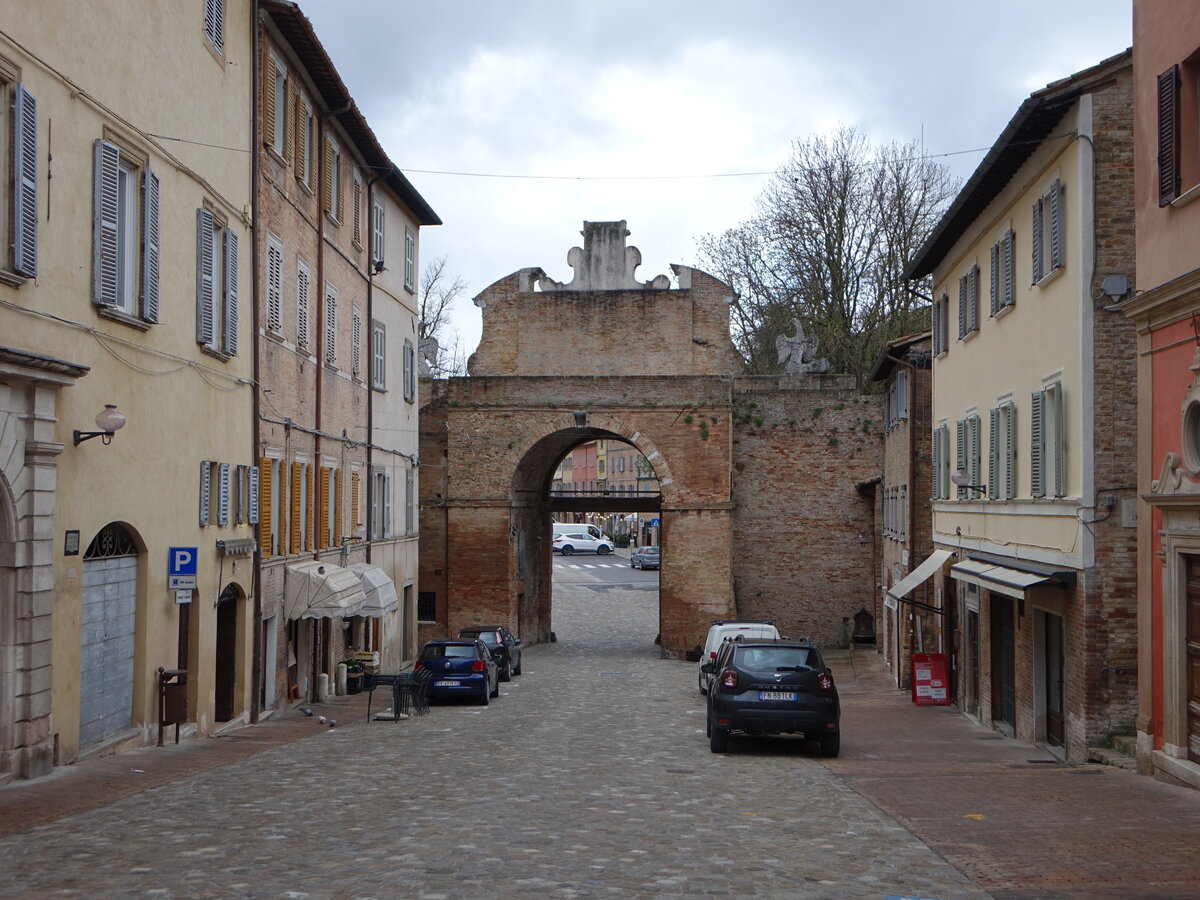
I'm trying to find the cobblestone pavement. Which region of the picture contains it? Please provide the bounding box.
[0,579,982,900]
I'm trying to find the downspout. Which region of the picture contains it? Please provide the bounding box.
[249,0,263,725]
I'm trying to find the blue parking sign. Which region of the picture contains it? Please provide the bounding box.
[168,547,198,577]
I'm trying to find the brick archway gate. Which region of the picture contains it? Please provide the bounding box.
[418,222,880,657]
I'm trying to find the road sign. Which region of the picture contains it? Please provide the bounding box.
[174,589,193,604]
[649,518,661,528]
[169,575,197,590]
[168,547,198,577]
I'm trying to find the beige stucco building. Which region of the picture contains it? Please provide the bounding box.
[0,1,256,780]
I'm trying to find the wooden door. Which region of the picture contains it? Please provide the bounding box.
[1044,612,1064,747]
[1186,556,1200,763]
[991,598,1015,727]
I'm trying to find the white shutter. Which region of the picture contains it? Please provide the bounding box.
[404,340,415,402]
[1031,391,1045,498]
[199,461,211,527]
[383,473,392,538]
[142,168,160,323]
[218,462,231,526]
[196,209,215,344]
[248,465,260,526]
[224,228,238,355]
[93,140,121,307]
[372,199,385,266]
[12,85,37,278]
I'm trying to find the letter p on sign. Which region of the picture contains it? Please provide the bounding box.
[168,547,198,577]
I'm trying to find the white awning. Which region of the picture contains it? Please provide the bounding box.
[950,559,1052,599]
[348,562,399,619]
[887,549,954,602]
[284,561,367,620]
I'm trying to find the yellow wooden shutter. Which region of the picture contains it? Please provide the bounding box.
[335,154,344,222]
[263,54,277,149]
[351,470,360,530]
[323,138,333,213]
[290,461,302,554]
[334,468,343,544]
[319,466,330,548]
[352,179,362,246]
[294,95,306,183]
[282,81,294,163]
[259,457,272,554]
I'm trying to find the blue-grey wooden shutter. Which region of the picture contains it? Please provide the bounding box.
[1005,404,1016,500]
[1031,391,1045,498]
[1049,179,1063,270]
[223,228,238,355]
[1159,65,1181,206]
[218,462,231,526]
[93,140,121,307]
[956,419,966,499]
[248,465,260,526]
[142,168,160,323]
[12,85,37,278]
[1003,230,1015,306]
[932,428,942,499]
[382,473,392,538]
[199,461,211,527]
[969,414,981,489]
[932,297,942,355]
[406,468,414,536]
[989,407,1000,499]
[1052,385,1065,497]
[1031,199,1043,283]
[196,209,215,344]
[958,275,967,339]
[969,267,980,332]
[990,244,1000,316]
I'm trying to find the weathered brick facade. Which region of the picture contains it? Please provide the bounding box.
[421,222,879,655]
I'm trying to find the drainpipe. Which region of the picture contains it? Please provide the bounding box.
[249,0,263,725]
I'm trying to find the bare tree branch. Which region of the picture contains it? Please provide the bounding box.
[418,255,468,377]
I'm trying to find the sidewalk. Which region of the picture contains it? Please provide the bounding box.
[824,646,1200,899]
[0,690,377,839]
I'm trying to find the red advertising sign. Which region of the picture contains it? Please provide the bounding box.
[911,652,950,706]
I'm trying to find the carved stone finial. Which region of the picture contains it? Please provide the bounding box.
[537,221,670,291]
[776,318,829,374]
[417,336,440,377]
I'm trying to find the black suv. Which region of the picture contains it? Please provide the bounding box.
[702,638,840,756]
[457,625,523,682]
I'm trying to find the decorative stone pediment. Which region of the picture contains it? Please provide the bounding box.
[535,220,671,292]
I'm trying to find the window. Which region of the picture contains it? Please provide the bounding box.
[418,591,437,622]
[296,258,311,352]
[955,414,981,500]
[371,470,391,539]
[290,461,310,553]
[318,465,338,549]
[372,321,386,389]
[1032,382,1066,498]
[884,368,909,431]
[198,461,231,527]
[93,139,159,322]
[9,79,37,278]
[403,339,415,402]
[261,456,282,557]
[958,266,979,339]
[352,175,363,247]
[294,96,314,189]
[989,230,1015,316]
[932,293,949,356]
[371,198,385,267]
[324,137,343,221]
[405,468,414,536]
[351,466,363,536]
[264,52,288,158]
[989,401,1016,500]
[1159,64,1182,205]
[266,233,283,335]
[352,306,363,381]
[195,208,238,356]
[1032,179,1064,282]
[204,0,224,54]
[404,227,416,291]
[324,282,337,366]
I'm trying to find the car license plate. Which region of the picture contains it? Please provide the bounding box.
[434,680,460,687]
[759,691,797,701]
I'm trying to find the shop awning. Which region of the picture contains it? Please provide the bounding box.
[950,559,1053,599]
[348,562,399,618]
[284,561,367,620]
[887,549,954,602]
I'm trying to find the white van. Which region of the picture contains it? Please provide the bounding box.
[698,620,781,694]
[552,521,609,542]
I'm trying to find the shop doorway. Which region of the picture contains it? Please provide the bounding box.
[991,596,1016,730]
[1042,610,1065,748]
[214,584,239,722]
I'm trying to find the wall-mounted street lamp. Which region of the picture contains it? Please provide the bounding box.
[74,404,126,446]
[950,469,987,496]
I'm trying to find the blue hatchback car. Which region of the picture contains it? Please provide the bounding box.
[416,639,499,705]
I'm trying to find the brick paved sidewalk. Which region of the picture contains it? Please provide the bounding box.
[824,646,1200,899]
[0,690,375,839]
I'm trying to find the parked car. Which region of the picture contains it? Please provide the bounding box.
[553,531,614,555]
[630,546,660,569]
[697,620,781,694]
[415,639,499,705]
[457,625,523,681]
[703,638,840,756]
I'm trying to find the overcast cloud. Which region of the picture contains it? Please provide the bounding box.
[302,1,1132,360]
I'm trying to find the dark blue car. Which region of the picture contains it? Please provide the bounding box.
[416,639,499,705]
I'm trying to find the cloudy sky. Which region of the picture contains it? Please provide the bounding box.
[303,1,1131,361]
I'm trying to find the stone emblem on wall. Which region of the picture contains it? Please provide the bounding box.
[776,318,829,374]
[537,220,671,291]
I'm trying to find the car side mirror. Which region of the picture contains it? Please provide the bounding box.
[700,663,715,674]
[514,639,522,646]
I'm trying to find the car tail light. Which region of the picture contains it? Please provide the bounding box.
[719,669,738,690]
[817,672,833,692]
[709,651,717,660]
[470,659,486,673]
[414,660,427,671]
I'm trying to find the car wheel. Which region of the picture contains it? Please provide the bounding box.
[490,678,500,698]
[499,664,511,683]
[561,545,574,556]
[478,686,490,706]
[698,671,708,695]
[709,725,729,753]
[597,545,611,555]
[819,733,840,758]
[512,657,522,676]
